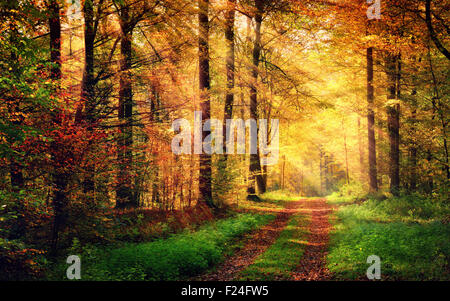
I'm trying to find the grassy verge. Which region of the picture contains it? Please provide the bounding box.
[237,190,301,214]
[327,194,450,280]
[237,213,309,280]
[48,213,274,280]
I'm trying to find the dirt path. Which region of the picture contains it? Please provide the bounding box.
[195,201,301,281]
[291,198,333,280]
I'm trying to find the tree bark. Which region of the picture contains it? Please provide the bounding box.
[116,6,136,208]
[386,54,400,195]
[357,117,365,182]
[81,0,96,193]
[367,47,378,192]
[81,0,95,121]
[48,0,67,255]
[198,0,214,207]
[223,0,236,145]
[343,119,350,185]
[219,0,236,187]
[319,149,325,195]
[248,0,266,196]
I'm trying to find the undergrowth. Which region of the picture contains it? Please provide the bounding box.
[48,213,274,280]
[327,193,450,280]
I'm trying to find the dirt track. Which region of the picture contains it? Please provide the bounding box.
[195,201,301,281]
[291,198,333,280]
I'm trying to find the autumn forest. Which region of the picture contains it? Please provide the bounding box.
[0,0,449,282]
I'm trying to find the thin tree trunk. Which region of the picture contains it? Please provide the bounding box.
[198,0,214,207]
[150,86,161,207]
[386,54,400,195]
[319,150,324,195]
[49,0,67,255]
[81,0,95,121]
[324,155,331,193]
[343,119,350,185]
[223,0,236,152]
[81,0,95,193]
[116,7,135,208]
[248,0,266,196]
[357,117,365,182]
[409,133,417,190]
[218,0,236,196]
[367,47,378,192]
[376,115,384,187]
[281,155,286,190]
[409,88,418,190]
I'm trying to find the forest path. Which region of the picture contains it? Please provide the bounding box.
[290,198,333,280]
[194,200,302,281]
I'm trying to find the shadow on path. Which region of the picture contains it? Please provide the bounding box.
[291,198,333,280]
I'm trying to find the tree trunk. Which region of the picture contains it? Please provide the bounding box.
[377,115,384,187]
[386,54,400,195]
[81,0,96,193]
[218,0,236,195]
[319,150,325,195]
[49,0,67,255]
[198,0,214,207]
[343,119,350,185]
[409,87,418,190]
[81,0,95,121]
[116,7,136,208]
[367,47,378,192]
[325,155,331,192]
[357,117,365,182]
[248,0,266,196]
[150,86,161,207]
[409,134,417,190]
[223,0,236,151]
[281,155,286,190]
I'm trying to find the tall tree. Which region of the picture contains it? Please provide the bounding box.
[81,0,95,123]
[386,53,400,195]
[48,0,67,254]
[80,0,96,193]
[115,1,136,208]
[198,0,214,206]
[357,117,365,181]
[248,0,266,197]
[223,0,236,153]
[367,46,378,192]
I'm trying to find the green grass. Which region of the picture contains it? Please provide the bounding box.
[327,195,450,280]
[238,190,301,214]
[259,190,302,203]
[49,212,274,280]
[327,182,368,205]
[237,213,308,280]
